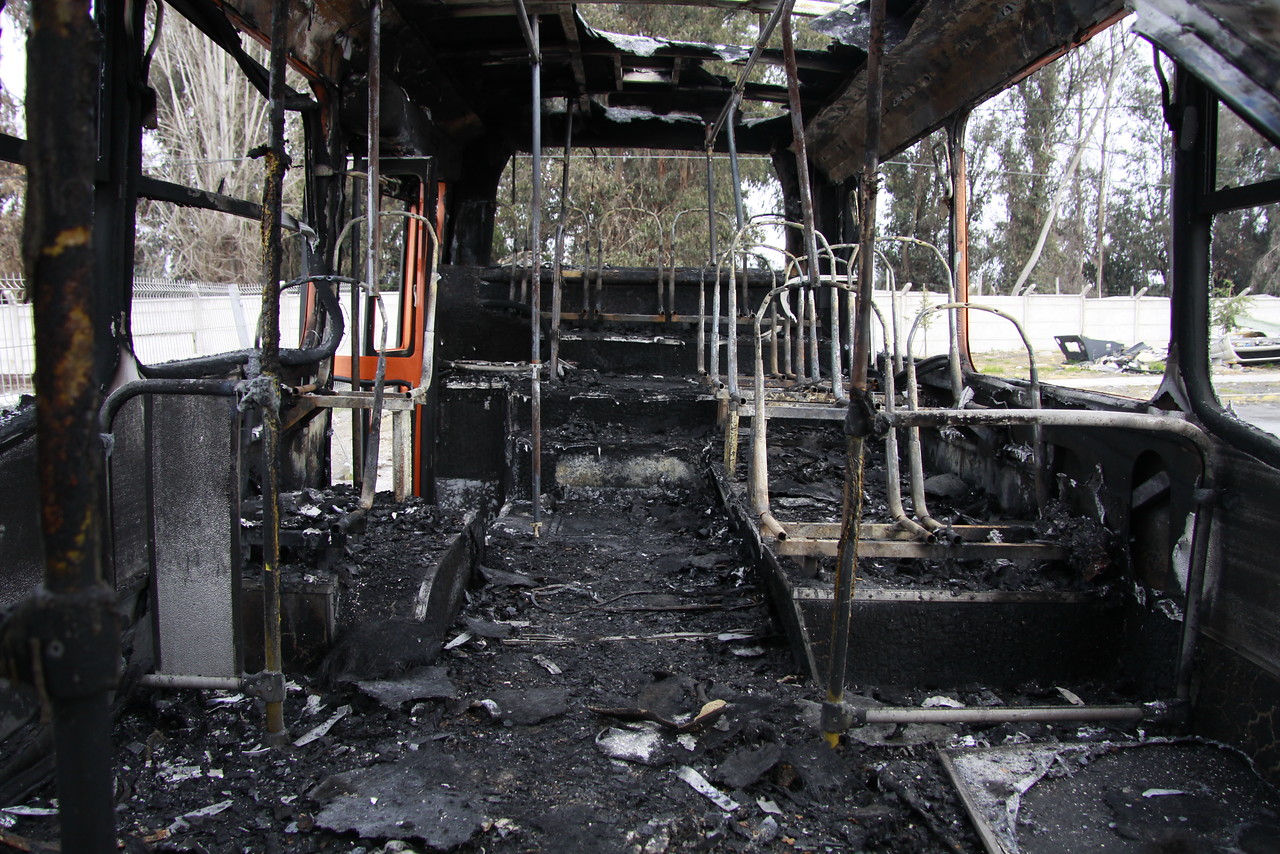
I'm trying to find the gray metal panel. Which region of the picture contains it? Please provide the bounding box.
[109,397,151,590]
[151,395,240,678]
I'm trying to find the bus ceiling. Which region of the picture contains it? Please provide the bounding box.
[182,0,1135,160]
[174,0,1280,177]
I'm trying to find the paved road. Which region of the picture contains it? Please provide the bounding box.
[1227,404,1280,438]
[1053,370,1280,439]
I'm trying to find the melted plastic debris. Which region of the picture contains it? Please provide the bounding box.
[674,765,739,812]
[595,724,667,766]
[356,666,458,708]
[601,105,706,125]
[809,1,910,50]
[312,747,486,847]
[293,704,351,748]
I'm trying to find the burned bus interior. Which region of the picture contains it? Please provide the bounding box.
[2,0,1280,849]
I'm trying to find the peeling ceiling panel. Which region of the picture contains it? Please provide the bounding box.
[808,0,911,52]
[1130,0,1280,147]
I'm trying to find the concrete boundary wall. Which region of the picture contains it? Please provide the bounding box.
[6,280,1280,403]
[872,292,1280,357]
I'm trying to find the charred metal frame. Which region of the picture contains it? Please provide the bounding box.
[824,0,885,745]
[1,0,120,848]
[1169,69,1280,471]
[5,0,1279,839]
[254,0,292,740]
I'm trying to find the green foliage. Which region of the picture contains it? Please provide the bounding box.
[960,28,1173,297]
[490,5,831,268]
[880,132,950,287]
[494,149,776,269]
[0,3,25,273]
[1210,281,1254,334]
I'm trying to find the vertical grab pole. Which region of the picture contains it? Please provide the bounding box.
[722,104,747,473]
[349,179,364,487]
[257,0,292,740]
[358,0,389,518]
[551,100,572,380]
[726,97,747,233]
[529,14,544,535]
[781,14,830,394]
[824,0,885,747]
[700,147,717,376]
[23,0,119,844]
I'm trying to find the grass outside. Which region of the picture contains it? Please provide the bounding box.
[968,348,1102,381]
[968,348,1280,404]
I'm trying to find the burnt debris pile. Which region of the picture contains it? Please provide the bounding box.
[3,373,1275,853]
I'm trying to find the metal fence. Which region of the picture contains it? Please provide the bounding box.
[0,277,33,406]
[0,277,304,407]
[4,275,1280,408]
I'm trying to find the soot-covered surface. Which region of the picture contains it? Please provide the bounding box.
[753,421,1116,594]
[4,482,1165,853]
[0,378,1172,852]
[943,738,1280,853]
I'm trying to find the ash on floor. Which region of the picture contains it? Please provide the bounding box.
[7,487,1147,853]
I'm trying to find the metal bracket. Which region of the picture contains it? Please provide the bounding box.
[0,585,120,703]
[843,387,881,438]
[242,670,286,704]
[236,374,281,413]
[820,700,860,733]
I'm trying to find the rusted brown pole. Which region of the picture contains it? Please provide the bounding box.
[21,0,119,846]
[947,113,971,357]
[258,0,290,740]
[781,13,825,368]
[550,100,572,380]
[529,14,544,534]
[356,0,388,519]
[824,0,885,747]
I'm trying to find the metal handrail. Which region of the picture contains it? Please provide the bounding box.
[747,277,889,538]
[899,302,1045,523]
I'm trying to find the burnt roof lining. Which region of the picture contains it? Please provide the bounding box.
[805,0,1129,183]
[1130,0,1280,149]
[416,0,848,18]
[192,0,1278,186]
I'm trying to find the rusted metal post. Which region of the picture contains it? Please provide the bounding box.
[349,187,364,487]
[551,100,572,379]
[529,14,544,534]
[824,0,886,747]
[781,14,828,386]
[17,0,119,845]
[357,0,388,519]
[947,113,971,358]
[257,0,291,740]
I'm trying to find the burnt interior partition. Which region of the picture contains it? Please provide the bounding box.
[107,392,244,681]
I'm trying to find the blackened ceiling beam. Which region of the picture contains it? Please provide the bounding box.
[610,80,801,108]
[806,0,1127,182]
[0,132,22,165]
[557,7,589,101]
[525,105,787,154]
[1130,0,1280,148]
[442,41,853,74]
[405,0,843,19]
